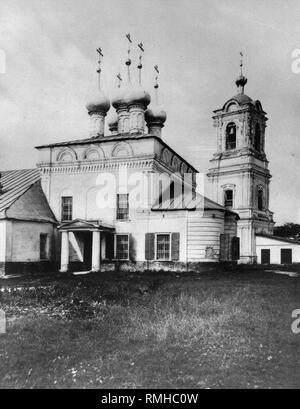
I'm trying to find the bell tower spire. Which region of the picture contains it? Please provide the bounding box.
[235,52,247,94]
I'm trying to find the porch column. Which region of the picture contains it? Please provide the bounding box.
[60,231,69,272]
[91,230,101,272]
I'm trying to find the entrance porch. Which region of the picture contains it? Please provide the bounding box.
[58,219,114,273]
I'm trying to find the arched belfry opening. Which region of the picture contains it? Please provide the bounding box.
[254,123,261,151]
[226,122,236,150]
[257,188,264,211]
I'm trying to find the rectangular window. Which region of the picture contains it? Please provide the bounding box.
[224,190,233,208]
[116,234,129,260]
[61,196,73,221]
[40,234,48,260]
[156,234,171,260]
[117,193,129,220]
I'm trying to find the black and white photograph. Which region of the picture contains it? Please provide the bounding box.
[0,0,300,392]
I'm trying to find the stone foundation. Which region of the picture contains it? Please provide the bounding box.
[0,261,58,276]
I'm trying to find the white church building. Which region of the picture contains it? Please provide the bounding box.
[1,43,299,276]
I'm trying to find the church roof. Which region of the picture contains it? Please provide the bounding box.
[230,93,254,105]
[0,168,41,213]
[256,233,300,245]
[35,133,198,173]
[152,190,239,217]
[0,168,57,224]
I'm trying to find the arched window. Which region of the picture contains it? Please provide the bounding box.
[224,189,233,208]
[158,180,163,206]
[170,180,174,208]
[226,123,236,150]
[257,188,264,211]
[254,124,261,151]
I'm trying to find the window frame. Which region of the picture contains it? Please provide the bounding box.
[114,233,130,260]
[40,233,48,261]
[155,233,171,261]
[116,193,129,220]
[224,189,233,208]
[61,196,73,222]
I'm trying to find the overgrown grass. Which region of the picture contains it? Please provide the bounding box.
[0,270,299,388]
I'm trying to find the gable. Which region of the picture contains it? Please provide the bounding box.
[6,181,57,224]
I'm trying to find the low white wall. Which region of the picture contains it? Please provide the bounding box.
[8,221,55,262]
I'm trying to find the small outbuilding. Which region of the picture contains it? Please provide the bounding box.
[0,169,58,276]
[256,234,300,265]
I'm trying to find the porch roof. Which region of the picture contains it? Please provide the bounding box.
[58,219,114,232]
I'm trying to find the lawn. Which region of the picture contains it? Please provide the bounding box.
[0,269,299,389]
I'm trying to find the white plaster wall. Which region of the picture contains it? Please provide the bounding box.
[187,211,225,262]
[9,221,55,262]
[46,168,158,223]
[0,220,6,262]
[114,210,188,262]
[256,236,300,264]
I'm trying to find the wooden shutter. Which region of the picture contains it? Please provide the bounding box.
[129,234,136,261]
[171,233,180,261]
[106,233,115,259]
[220,234,230,261]
[145,233,155,260]
[231,236,240,260]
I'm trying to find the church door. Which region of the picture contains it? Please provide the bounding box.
[261,249,270,264]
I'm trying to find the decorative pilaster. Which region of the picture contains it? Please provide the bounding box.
[91,231,101,272]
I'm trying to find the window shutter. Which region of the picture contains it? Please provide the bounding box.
[129,234,136,261]
[106,233,115,259]
[231,236,240,260]
[220,234,230,261]
[145,233,155,260]
[171,233,180,261]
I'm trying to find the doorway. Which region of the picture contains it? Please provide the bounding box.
[261,249,270,264]
[281,248,292,264]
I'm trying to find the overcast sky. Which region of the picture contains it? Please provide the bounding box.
[0,0,299,224]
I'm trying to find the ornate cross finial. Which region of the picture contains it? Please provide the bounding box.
[239,51,244,75]
[137,42,144,85]
[125,33,132,83]
[96,47,103,90]
[154,65,159,104]
[117,73,122,88]
[236,51,247,93]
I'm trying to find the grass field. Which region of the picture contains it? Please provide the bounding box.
[0,269,299,389]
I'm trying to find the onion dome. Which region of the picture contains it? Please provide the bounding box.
[111,85,131,110]
[125,85,151,108]
[145,106,167,124]
[86,91,110,114]
[235,74,247,89]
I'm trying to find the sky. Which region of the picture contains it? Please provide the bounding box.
[0,0,299,225]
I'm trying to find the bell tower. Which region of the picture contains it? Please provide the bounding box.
[207,59,274,263]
